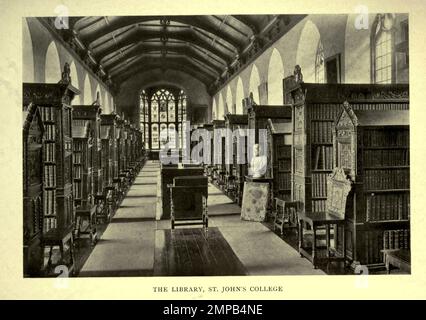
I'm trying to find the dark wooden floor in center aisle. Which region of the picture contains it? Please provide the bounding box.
[154,227,247,276]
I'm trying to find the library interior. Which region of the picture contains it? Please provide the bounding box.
[22,14,410,277]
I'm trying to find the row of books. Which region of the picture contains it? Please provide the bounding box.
[276,145,291,159]
[73,152,83,163]
[363,229,410,265]
[311,172,329,198]
[312,145,333,170]
[311,199,327,212]
[73,165,82,179]
[351,102,409,111]
[309,103,341,120]
[73,181,83,199]
[43,165,56,188]
[364,230,385,264]
[311,121,334,144]
[366,192,410,221]
[383,229,410,250]
[43,190,56,215]
[43,143,55,162]
[277,159,291,172]
[277,172,291,190]
[362,129,409,147]
[73,140,84,152]
[364,149,409,167]
[44,124,56,140]
[364,168,410,190]
[39,106,55,122]
[43,217,57,233]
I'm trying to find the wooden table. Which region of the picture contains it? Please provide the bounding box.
[382,249,411,274]
[298,211,346,269]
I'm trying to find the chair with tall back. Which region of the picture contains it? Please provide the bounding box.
[274,199,299,235]
[298,167,352,268]
[169,176,209,229]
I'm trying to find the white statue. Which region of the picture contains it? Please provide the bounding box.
[250,144,267,178]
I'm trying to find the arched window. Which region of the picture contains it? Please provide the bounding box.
[372,14,395,84]
[315,41,325,83]
[140,88,187,150]
[139,90,149,148]
[178,90,187,151]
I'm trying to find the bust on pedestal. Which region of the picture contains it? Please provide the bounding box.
[249,144,267,179]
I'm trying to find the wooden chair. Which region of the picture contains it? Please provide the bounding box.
[169,176,208,229]
[298,167,352,268]
[274,198,299,235]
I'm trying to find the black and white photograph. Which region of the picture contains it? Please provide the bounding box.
[20,8,413,280]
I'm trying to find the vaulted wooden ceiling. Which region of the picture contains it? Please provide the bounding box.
[42,15,306,94]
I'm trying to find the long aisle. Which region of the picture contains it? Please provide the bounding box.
[79,161,159,277]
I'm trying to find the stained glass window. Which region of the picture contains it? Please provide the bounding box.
[140,88,187,150]
[139,90,149,148]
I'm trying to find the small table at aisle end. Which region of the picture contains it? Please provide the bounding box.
[382,249,411,274]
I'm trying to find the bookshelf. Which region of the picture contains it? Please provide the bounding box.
[71,119,93,211]
[23,82,79,236]
[224,114,248,203]
[212,120,226,188]
[266,118,292,202]
[247,105,292,145]
[72,105,103,218]
[23,102,44,276]
[100,113,120,215]
[335,103,410,268]
[201,123,215,179]
[283,75,409,214]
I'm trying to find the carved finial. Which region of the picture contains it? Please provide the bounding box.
[294,65,303,83]
[59,62,71,85]
[92,91,100,106]
[249,92,257,106]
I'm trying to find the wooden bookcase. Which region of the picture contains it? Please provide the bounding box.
[283,76,409,214]
[100,113,120,214]
[71,119,93,210]
[266,118,292,202]
[23,83,79,234]
[212,120,226,188]
[100,114,118,188]
[72,105,103,213]
[224,114,248,203]
[23,102,44,276]
[247,105,292,144]
[335,103,410,269]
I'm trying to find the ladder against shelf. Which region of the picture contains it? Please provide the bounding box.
[335,102,410,269]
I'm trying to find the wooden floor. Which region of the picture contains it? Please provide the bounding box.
[154,227,247,276]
